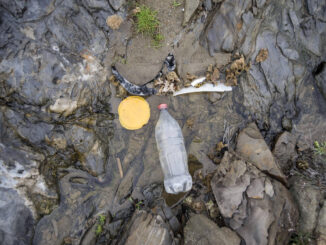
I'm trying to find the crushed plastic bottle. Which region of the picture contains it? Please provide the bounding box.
[155,104,192,194]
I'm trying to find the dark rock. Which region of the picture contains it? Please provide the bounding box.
[108,219,123,237]
[168,216,181,233]
[282,116,293,131]
[211,152,298,245]
[0,188,34,245]
[33,168,119,245]
[315,62,326,100]
[109,0,125,11]
[201,0,252,54]
[184,214,241,245]
[162,205,174,220]
[272,132,297,174]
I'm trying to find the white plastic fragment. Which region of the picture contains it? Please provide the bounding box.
[191,77,206,87]
[173,83,232,96]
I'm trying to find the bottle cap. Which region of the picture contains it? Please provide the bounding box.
[158,104,168,110]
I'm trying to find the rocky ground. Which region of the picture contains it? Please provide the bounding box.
[0,0,325,244]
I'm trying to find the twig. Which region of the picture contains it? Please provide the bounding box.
[116,157,123,178]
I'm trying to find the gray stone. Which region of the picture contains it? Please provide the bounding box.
[184,214,241,245]
[124,211,172,245]
[316,200,326,245]
[201,0,252,54]
[276,33,299,61]
[272,132,297,174]
[246,178,265,199]
[0,188,34,245]
[211,152,298,245]
[183,0,200,25]
[290,175,323,233]
[236,123,286,183]
[109,0,126,11]
[315,62,326,100]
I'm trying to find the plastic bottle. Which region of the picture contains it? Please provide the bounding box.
[155,104,192,194]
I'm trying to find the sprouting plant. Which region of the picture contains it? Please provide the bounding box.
[313,141,326,156]
[289,232,313,245]
[135,5,164,48]
[172,0,182,8]
[95,214,106,236]
[128,197,143,210]
[135,200,143,210]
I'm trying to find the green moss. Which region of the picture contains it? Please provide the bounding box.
[289,232,313,245]
[95,214,106,236]
[313,141,326,156]
[135,5,164,47]
[172,0,182,8]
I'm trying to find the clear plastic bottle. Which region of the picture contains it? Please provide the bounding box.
[155,104,192,194]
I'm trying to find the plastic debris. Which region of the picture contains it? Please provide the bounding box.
[191,77,206,87]
[118,96,150,130]
[111,66,157,96]
[173,78,232,96]
[110,53,176,96]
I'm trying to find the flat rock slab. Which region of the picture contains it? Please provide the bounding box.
[211,152,298,245]
[183,0,200,25]
[184,214,241,245]
[236,123,286,184]
[124,211,172,245]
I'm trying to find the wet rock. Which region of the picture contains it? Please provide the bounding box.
[211,152,298,245]
[201,0,252,54]
[33,168,118,245]
[290,175,323,233]
[184,214,241,245]
[183,0,200,25]
[282,116,293,131]
[80,223,97,245]
[108,219,123,237]
[109,0,125,11]
[315,62,326,100]
[236,123,286,183]
[316,200,326,245]
[0,188,34,245]
[124,211,172,245]
[272,132,297,174]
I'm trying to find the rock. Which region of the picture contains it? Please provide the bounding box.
[106,15,123,30]
[315,62,326,100]
[108,220,123,237]
[33,168,119,245]
[200,0,252,54]
[211,152,298,245]
[109,0,125,11]
[183,0,200,26]
[281,116,293,131]
[124,211,172,245]
[184,214,241,245]
[316,200,326,245]
[272,132,297,174]
[0,188,35,245]
[289,175,323,233]
[80,223,97,245]
[236,123,286,183]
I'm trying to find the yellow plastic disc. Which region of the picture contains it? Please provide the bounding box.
[118,96,150,130]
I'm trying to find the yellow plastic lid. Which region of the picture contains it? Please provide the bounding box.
[118,96,150,130]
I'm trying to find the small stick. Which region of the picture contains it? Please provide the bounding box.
[116,157,123,178]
